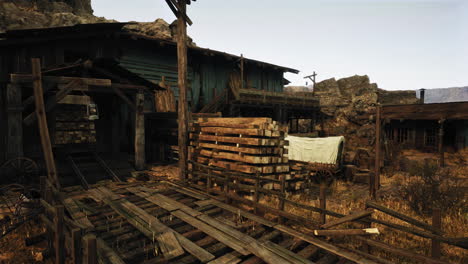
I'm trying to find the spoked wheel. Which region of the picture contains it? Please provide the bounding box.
[313,169,335,186]
[1,157,39,185]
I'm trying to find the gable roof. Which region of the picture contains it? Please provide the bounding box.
[0,23,299,74]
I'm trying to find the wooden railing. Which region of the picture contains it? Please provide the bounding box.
[39,176,97,264]
[188,161,466,264]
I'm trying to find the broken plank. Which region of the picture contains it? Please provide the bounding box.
[321,209,373,229]
[195,214,292,264]
[157,231,185,260]
[89,188,214,262]
[172,210,250,256]
[96,238,126,264]
[314,228,380,237]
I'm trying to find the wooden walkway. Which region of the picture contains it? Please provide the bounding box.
[60,181,376,264]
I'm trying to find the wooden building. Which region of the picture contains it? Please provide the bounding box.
[379,102,468,165]
[0,23,318,181]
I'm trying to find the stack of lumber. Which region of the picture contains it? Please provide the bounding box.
[155,89,176,112]
[55,104,96,145]
[188,117,289,184]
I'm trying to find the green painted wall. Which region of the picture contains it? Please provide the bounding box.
[119,46,285,111]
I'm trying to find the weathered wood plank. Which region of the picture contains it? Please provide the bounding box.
[171,210,250,256]
[96,238,126,264]
[321,209,373,229]
[90,187,215,262]
[275,225,378,264]
[157,231,185,260]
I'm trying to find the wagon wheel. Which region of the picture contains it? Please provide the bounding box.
[1,157,38,185]
[314,169,334,186]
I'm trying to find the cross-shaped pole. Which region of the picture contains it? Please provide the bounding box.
[304,71,317,86]
[164,0,196,181]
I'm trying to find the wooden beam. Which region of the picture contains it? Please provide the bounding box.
[24,79,80,126]
[313,228,379,237]
[83,234,97,264]
[366,200,441,234]
[321,209,373,229]
[177,0,189,181]
[11,74,111,86]
[135,90,145,170]
[438,119,445,167]
[112,86,137,112]
[6,84,23,160]
[374,106,381,193]
[31,58,60,190]
[356,237,449,264]
[54,205,65,264]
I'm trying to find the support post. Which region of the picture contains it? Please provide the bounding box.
[177,1,189,181]
[71,228,82,264]
[32,58,60,189]
[374,106,381,191]
[135,89,145,170]
[431,208,442,259]
[83,234,97,264]
[278,175,286,224]
[54,205,65,264]
[6,84,23,160]
[240,54,244,89]
[438,119,445,167]
[254,173,260,214]
[319,183,327,225]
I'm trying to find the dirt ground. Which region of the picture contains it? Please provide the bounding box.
[0,220,51,264]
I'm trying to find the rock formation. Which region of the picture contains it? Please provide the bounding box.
[0,0,192,44]
[312,75,419,155]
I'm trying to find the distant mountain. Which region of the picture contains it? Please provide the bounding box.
[417,87,468,103]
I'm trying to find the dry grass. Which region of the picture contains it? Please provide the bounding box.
[0,220,51,264]
[260,158,467,263]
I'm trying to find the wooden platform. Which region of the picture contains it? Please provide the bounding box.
[60,181,375,264]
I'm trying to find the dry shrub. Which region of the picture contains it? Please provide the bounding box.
[400,160,466,216]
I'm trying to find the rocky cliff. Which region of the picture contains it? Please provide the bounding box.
[312,75,419,155]
[0,0,187,43]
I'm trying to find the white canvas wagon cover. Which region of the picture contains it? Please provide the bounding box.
[285,136,345,165]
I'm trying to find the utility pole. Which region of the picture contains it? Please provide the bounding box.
[304,71,317,87]
[165,0,196,181]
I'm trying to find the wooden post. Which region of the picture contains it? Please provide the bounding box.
[431,208,442,259]
[71,228,82,264]
[6,84,23,160]
[224,173,231,204]
[206,168,212,193]
[240,54,244,89]
[438,119,445,167]
[135,89,145,170]
[319,183,327,225]
[177,0,189,181]
[32,58,60,189]
[54,205,65,264]
[83,234,97,264]
[254,173,260,214]
[369,172,376,200]
[374,106,381,191]
[278,175,286,223]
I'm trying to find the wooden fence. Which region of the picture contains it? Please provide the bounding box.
[39,176,98,264]
[188,161,466,264]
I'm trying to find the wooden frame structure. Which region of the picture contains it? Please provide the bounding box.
[374,102,468,189]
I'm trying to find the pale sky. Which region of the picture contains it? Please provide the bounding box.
[92,0,468,91]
